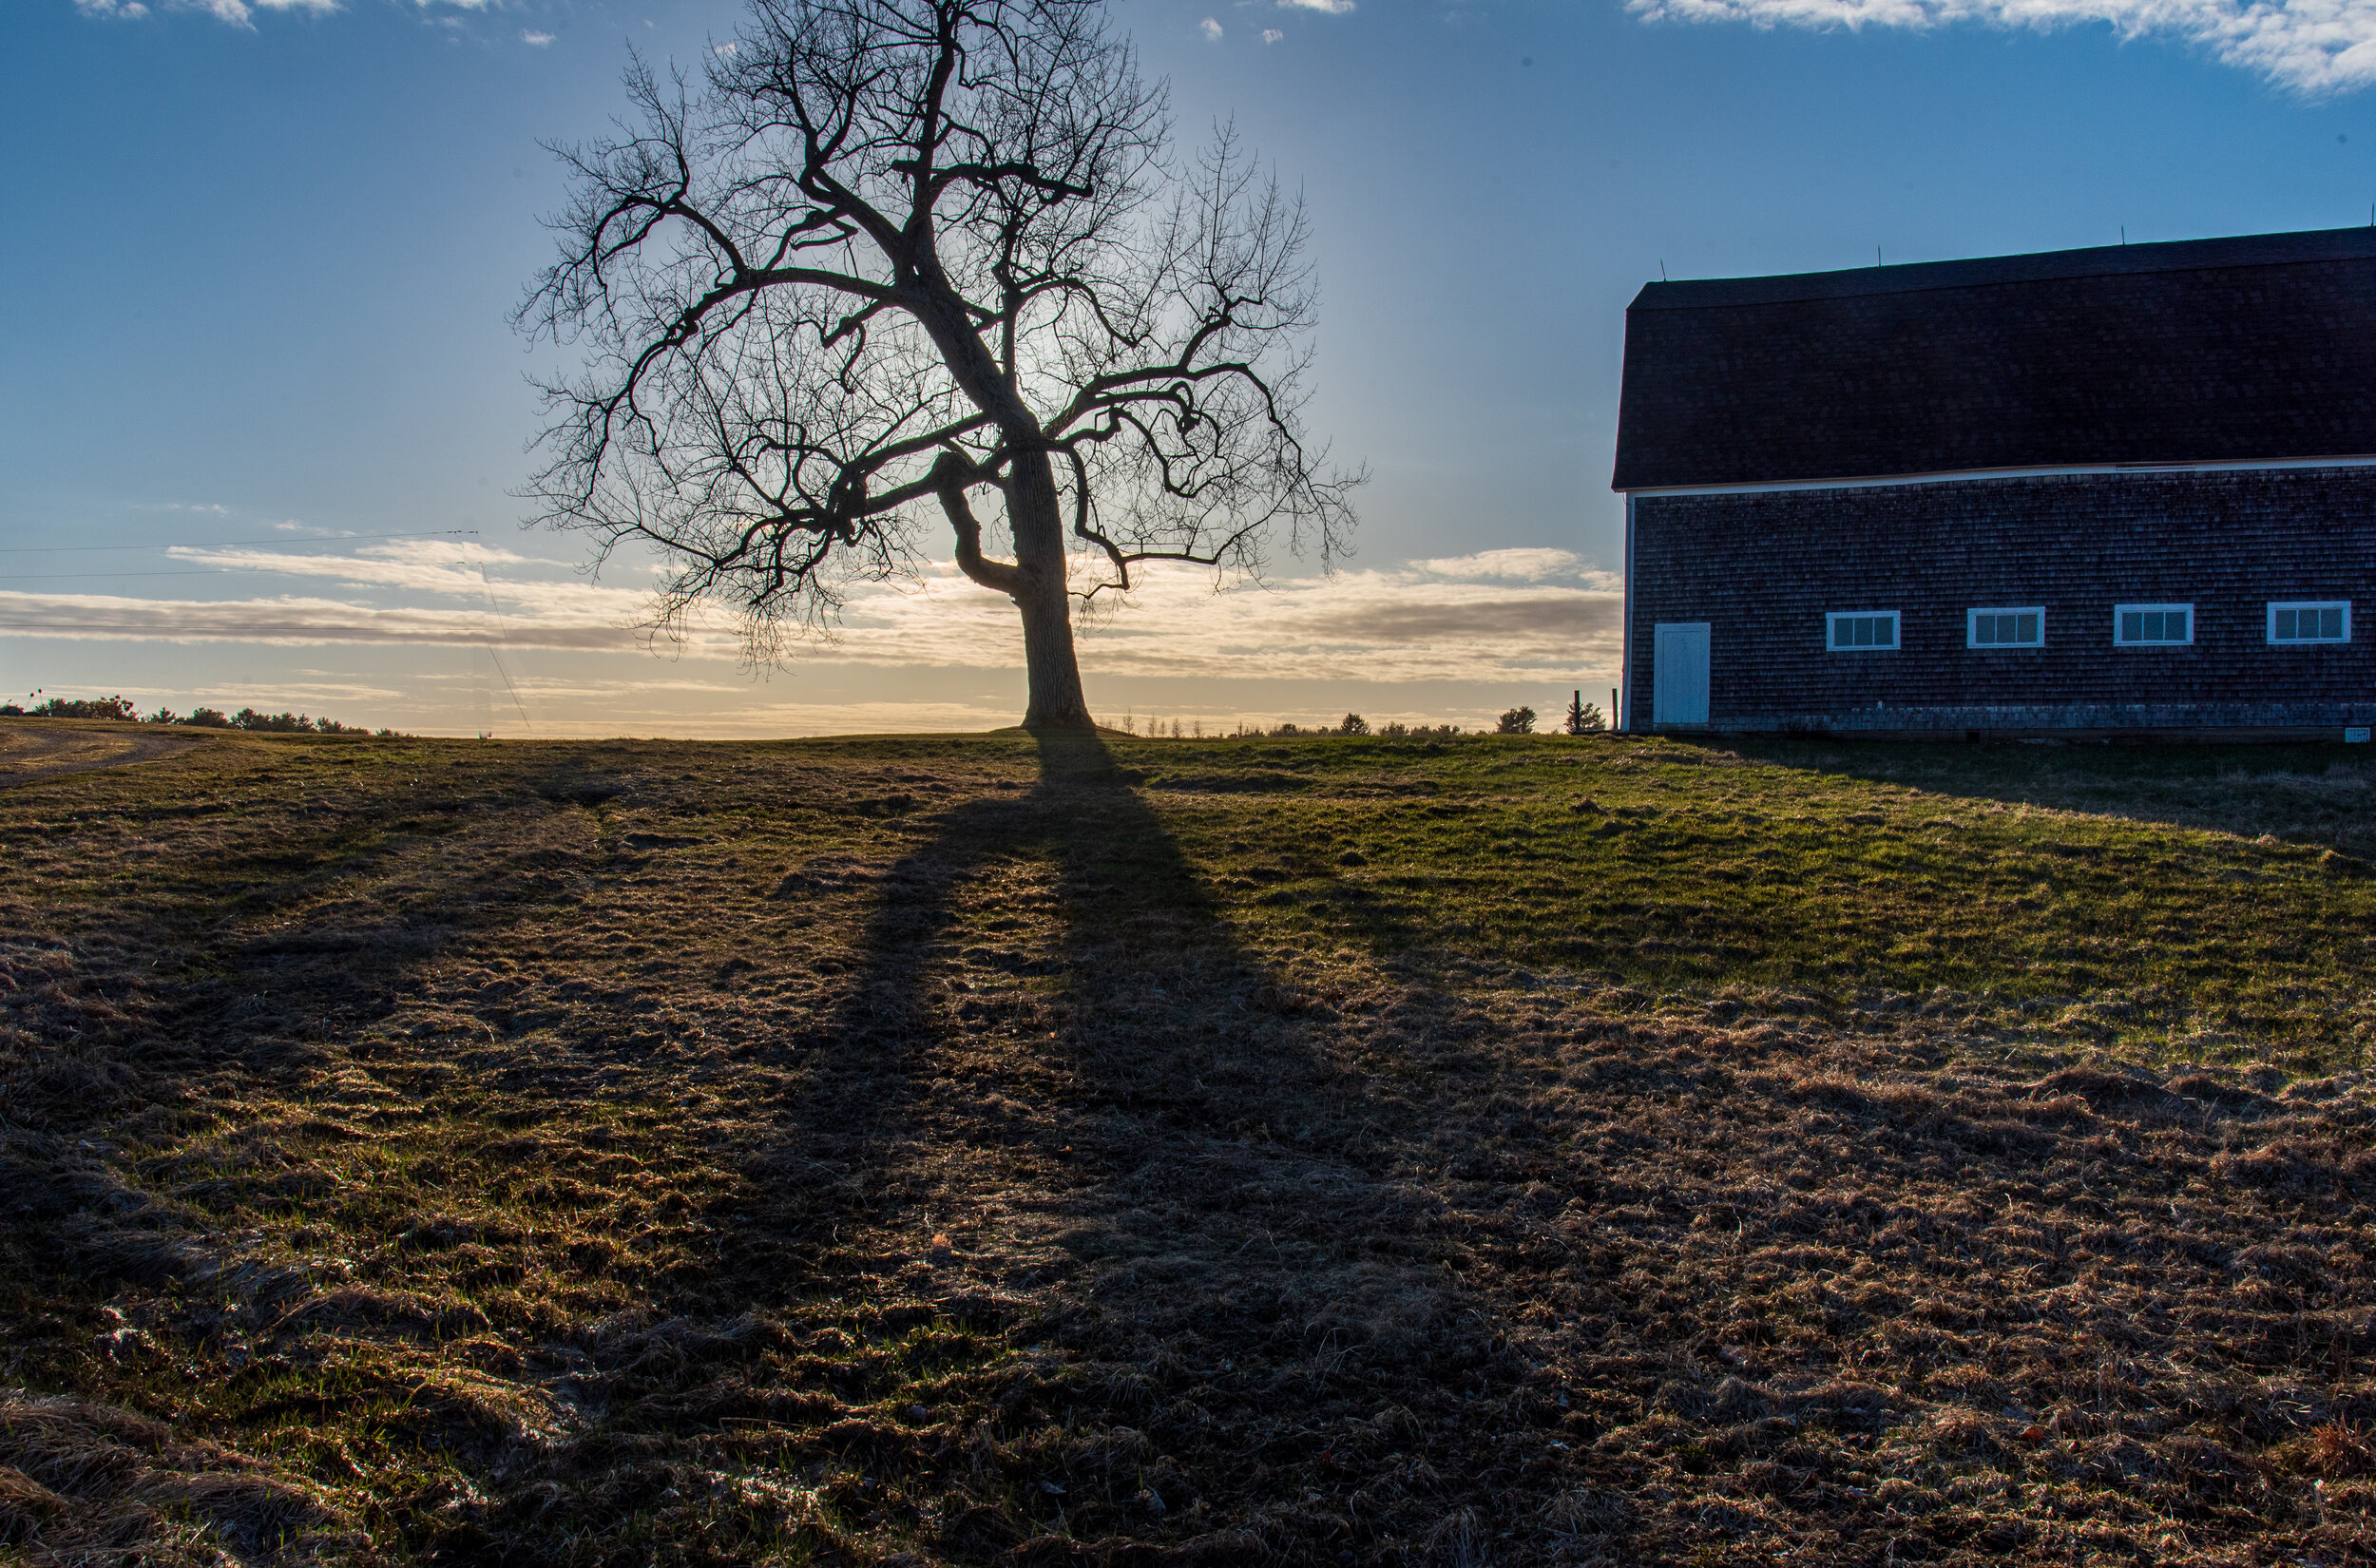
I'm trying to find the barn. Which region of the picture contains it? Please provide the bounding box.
[1610,227,2376,738]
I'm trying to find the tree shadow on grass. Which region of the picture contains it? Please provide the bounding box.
[0,735,1583,1564]
[13,735,2364,1567]
[713,731,1528,1559]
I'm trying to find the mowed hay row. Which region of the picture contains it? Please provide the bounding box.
[0,724,2368,1565]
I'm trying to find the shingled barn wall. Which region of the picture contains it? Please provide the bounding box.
[1625,466,2376,736]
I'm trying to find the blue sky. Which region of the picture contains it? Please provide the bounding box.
[2,0,2370,735]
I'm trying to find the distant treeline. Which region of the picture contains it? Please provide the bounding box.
[1,696,399,736]
[1110,703,1607,739]
[1105,714,1469,739]
[1252,717,1471,738]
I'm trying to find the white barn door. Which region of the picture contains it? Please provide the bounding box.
[1653,621,1710,727]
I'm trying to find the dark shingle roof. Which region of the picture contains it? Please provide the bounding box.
[1611,228,2376,491]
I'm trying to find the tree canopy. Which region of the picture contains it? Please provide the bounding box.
[521,0,1360,727]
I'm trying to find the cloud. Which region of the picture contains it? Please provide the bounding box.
[73,0,336,21]
[522,29,554,45]
[0,538,680,653]
[0,537,1625,688]
[1280,0,1355,11]
[1411,546,1591,581]
[1630,0,2376,93]
[1199,15,1223,39]
[1261,27,1284,41]
[169,538,567,592]
[1058,563,1624,683]
[524,692,1025,737]
[764,556,1625,684]
[166,681,409,707]
[0,590,662,652]
[1298,594,1617,643]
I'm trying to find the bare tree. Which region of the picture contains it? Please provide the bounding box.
[519,0,1361,730]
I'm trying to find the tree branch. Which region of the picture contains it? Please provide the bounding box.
[933,449,1023,596]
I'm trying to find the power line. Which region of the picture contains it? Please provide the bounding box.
[474,561,536,732]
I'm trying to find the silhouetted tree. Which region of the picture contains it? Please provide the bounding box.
[1495,705,1537,735]
[522,0,1360,729]
[1338,712,1369,736]
[1562,690,1605,735]
[231,709,314,733]
[29,696,136,720]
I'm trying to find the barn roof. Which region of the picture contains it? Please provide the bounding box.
[1611,227,2376,491]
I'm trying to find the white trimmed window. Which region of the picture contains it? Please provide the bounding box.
[2114,603,2193,646]
[2269,601,2350,644]
[1828,610,1899,651]
[1968,606,2043,648]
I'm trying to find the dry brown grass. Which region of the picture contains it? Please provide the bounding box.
[0,721,2369,1564]
[0,1391,355,1563]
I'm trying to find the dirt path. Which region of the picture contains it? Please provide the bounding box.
[0,719,213,789]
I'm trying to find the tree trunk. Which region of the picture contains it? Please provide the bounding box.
[902,256,1095,731]
[1006,450,1095,731]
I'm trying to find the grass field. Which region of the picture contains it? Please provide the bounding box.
[1,718,2370,1565]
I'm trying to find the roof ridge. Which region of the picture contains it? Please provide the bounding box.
[1630,226,2376,312]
